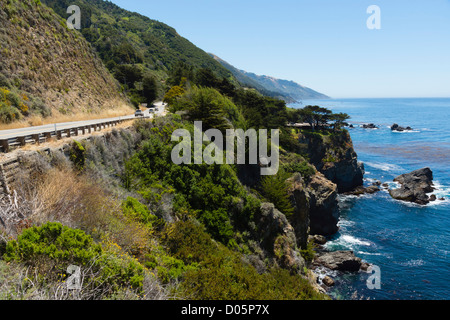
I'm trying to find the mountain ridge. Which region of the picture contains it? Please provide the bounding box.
[210,53,329,102]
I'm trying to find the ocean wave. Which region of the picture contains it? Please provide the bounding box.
[356,251,384,256]
[337,219,355,228]
[396,259,426,267]
[341,235,371,246]
[364,161,403,172]
[391,130,421,133]
[325,234,372,251]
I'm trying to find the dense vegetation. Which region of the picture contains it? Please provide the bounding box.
[0,115,327,300]
[40,0,236,107]
[0,0,348,301]
[0,0,130,125]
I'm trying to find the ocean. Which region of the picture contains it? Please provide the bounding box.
[291,98,450,300]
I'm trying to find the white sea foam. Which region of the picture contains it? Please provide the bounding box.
[341,235,371,247]
[356,251,383,256]
[391,130,421,133]
[338,219,355,228]
[364,161,403,172]
[325,234,372,251]
[397,259,426,267]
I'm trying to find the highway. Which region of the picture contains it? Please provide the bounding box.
[0,101,166,140]
[0,101,166,152]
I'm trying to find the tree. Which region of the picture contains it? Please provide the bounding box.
[163,86,185,106]
[330,112,350,131]
[167,62,194,87]
[142,74,158,104]
[260,169,294,216]
[298,105,333,131]
[195,68,219,88]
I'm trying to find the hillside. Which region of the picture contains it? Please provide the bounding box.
[40,0,236,105]
[0,0,131,126]
[211,54,329,102]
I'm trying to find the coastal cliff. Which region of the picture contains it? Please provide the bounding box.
[299,130,364,193]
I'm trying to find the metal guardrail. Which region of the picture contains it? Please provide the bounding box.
[0,116,149,153]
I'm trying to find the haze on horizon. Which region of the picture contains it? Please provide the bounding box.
[109,0,450,99]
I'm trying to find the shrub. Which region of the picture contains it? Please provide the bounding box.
[283,161,316,179]
[121,197,157,226]
[0,102,21,123]
[69,140,86,171]
[31,97,51,117]
[3,222,147,297]
[3,222,102,268]
[260,169,294,216]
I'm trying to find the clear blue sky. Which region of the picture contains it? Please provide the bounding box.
[109,0,450,98]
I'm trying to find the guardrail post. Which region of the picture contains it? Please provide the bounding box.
[0,140,9,153]
[18,137,26,146]
[32,134,40,145]
[65,129,71,138]
[56,130,62,140]
[44,132,51,141]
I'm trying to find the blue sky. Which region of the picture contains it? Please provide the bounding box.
[109,0,450,98]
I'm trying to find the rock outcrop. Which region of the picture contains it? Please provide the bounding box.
[313,250,362,272]
[343,184,380,196]
[288,172,340,247]
[256,203,305,271]
[389,168,435,205]
[391,124,413,132]
[300,131,364,193]
[308,173,340,236]
[361,123,378,129]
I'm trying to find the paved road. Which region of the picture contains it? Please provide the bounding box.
[0,101,167,140]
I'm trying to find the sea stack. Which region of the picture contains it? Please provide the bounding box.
[389,168,435,205]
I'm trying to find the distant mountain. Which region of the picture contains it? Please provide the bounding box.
[210,54,329,102]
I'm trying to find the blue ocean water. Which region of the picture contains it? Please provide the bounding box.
[291,98,450,300]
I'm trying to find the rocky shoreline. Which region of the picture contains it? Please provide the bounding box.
[287,130,371,294]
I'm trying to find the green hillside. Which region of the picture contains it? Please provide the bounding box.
[0,0,131,126]
[41,0,236,105]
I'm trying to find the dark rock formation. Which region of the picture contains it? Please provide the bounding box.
[313,250,362,272]
[362,123,378,129]
[308,234,327,245]
[322,276,335,287]
[307,173,340,236]
[288,172,339,247]
[256,203,305,271]
[300,130,364,193]
[343,185,380,196]
[391,124,413,132]
[389,168,435,205]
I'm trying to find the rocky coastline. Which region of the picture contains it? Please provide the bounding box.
[283,130,371,293]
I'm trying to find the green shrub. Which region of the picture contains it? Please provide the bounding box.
[121,197,157,226]
[283,161,316,179]
[0,102,21,123]
[3,222,146,295]
[69,140,86,171]
[3,222,102,267]
[260,169,294,216]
